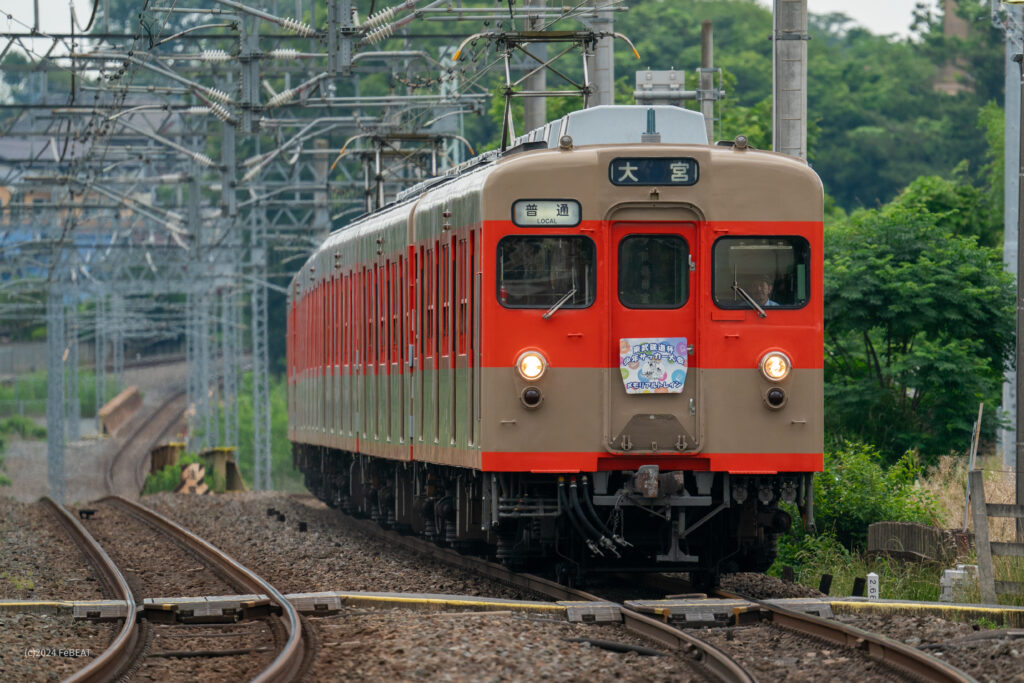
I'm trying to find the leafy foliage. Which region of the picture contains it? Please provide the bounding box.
[824,201,1014,462]
[0,416,47,441]
[772,441,939,585]
[813,441,939,548]
[0,370,121,419]
[0,416,46,487]
[615,1,1002,212]
[770,534,944,602]
[195,372,302,491]
[142,451,205,495]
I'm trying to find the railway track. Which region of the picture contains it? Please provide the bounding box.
[635,572,977,682]
[104,387,186,496]
[43,495,309,682]
[39,497,138,683]
[335,512,754,683]
[713,587,977,683]
[334,509,986,682]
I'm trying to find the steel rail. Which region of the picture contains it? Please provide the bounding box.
[100,496,305,683]
[40,497,139,683]
[104,388,187,496]
[715,588,977,683]
[131,394,189,493]
[335,512,753,683]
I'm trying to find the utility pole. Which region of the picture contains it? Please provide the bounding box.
[772,0,808,158]
[700,21,715,143]
[1016,49,1024,543]
[523,0,547,129]
[585,8,615,106]
[1001,5,1023,476]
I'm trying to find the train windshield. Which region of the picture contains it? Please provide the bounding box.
[497,236,596,308]
[618,235,689,308]
[712,237,810,309]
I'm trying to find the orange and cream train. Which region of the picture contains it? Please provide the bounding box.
[287,105,823,586]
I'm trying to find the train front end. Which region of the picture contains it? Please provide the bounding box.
[476,106,823,582]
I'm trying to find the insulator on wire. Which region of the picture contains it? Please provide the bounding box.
[186,106,212,115]
[363,6,397,29]
[205,88,233,104]
[364,23,394,44]
[194,153,216,168]
[280,16,317,37]
[266,89,297,108]
[207,102,235,123]
[269,48,299,59]
[201,50,232,62]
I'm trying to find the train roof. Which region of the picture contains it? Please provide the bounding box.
[510,105,708,148]
[395,105,708,205]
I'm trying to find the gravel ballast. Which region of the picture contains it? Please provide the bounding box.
[0,499,105,600]
[136,491,1022,681]
[310,607,698,681]
[143,492,534,600]
[0,613,117,681]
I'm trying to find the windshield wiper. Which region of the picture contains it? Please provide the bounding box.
[732,284,766,318]
[543,288,577,319]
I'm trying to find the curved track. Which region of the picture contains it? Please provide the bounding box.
[714,587,977,683]
[99,496,308,683]
[335,512,754,683]
[104,388,186,496]
[40,497,139,683]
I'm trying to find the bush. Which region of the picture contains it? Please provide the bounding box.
[194,372,302,492]
[772,532,943,601]
[142,452,206,495]
[813,440,939,549]
[0,416,47,440]
[0,370,120,419]
[0,416,44,487]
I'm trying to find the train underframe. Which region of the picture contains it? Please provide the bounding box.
[293,444,814,588]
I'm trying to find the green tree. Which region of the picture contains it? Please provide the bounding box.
[824,202,1014,462]
[801,441,936,549]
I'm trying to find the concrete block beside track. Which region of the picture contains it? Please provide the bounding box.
[0,600,130,619]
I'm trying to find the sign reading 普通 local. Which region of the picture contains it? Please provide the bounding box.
[512,199,581,227]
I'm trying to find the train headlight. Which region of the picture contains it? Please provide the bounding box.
[516,351,547,381]
[759,351,791,382]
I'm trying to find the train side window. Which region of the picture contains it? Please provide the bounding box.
[712,237,810,309]
[441,242,451,356]
[457,238,467,355]
[618,235,688,308]
[497,236,596,308]
[426,248,435,358]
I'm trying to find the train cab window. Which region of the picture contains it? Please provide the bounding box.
[497,236,596,308]
[618,235,689,308]
[712,237,810,310]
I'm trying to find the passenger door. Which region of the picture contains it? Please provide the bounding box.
[607,220,700,454]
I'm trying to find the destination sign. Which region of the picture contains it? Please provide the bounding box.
[512,199,581,227]
[609,158,699,186]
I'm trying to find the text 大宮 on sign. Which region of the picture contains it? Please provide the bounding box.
[609,158,699,186]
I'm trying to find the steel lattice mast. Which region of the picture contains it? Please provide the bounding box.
[1,0,623,498]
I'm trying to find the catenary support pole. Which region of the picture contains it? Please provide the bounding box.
[772,0,808,159]
[523,0,547,130]
[1017,51,1024,544]
[700,21,715,143]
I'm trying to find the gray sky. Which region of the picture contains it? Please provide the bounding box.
[7,0,933,37]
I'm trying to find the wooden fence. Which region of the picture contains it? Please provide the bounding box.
[968,470,1024,603]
